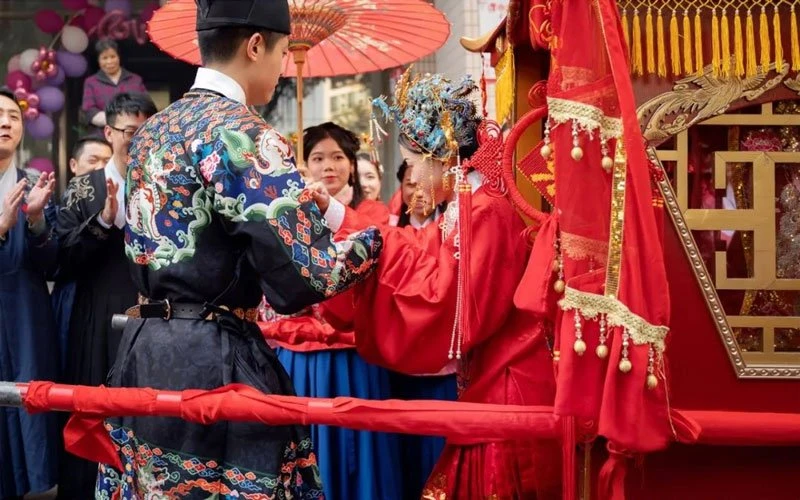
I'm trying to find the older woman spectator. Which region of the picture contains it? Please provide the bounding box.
[81,39,147,136]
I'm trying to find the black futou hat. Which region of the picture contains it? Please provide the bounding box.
[195,0,292,35]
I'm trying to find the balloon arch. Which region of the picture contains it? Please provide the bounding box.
[4,0,165,174]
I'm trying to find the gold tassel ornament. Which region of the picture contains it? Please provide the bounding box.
[734,8,745,77]
[646,7,656,74]
[670,9,682,76]
[657,8,667,76]
[683,9,694,74]
[746,8,758,76]
[792,4,800,71]
[774,5,784,73]
[722,7,732,77]
[759,6,771,73]
[694,7,704,74]
[632,8,644,75]
[622,8,631,55]
[712,7,722,76]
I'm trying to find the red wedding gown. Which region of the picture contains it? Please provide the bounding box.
[324,182,562,499]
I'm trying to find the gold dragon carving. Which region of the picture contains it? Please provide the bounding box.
[638,60,789,143]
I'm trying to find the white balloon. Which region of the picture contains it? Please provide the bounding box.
[18,49,40,76]
[61,26,89,54]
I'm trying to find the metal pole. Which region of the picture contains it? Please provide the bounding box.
[0,382,22,407]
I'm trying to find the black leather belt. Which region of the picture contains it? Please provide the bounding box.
[123,300,260,322]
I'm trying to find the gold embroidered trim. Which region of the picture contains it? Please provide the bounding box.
[547,96,623,140]
[605,139,627,296]
[559,287,669,352]
[561,231,609,264]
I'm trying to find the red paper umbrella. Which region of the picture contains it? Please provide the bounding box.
[148,0,451,163]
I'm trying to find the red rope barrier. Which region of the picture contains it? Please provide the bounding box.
[8,382,800,448]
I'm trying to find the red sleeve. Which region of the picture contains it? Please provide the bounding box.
[356,199,390,224]
[350,193,529,374]
[335,199,390,238]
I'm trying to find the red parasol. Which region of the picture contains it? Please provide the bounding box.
[148,0,450,164]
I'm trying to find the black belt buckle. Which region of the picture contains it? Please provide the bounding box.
[139,300,172,320]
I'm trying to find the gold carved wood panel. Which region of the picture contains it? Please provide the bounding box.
[653,102,800,378]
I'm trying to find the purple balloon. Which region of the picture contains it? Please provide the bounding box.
[56,50,87,78]
[28,157,55,174]
[104,0,132,17]
[37,86,65,113]
[44,66,66,86]
[27,114,55,139]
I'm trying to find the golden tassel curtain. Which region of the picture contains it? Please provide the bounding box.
[618,0,798,79]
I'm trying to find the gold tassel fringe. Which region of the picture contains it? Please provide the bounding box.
[694,8,704,74]
[683,10,693,74]
[622,8,631,56]
[722,8,732,77]
[632,8,644,75]
[711,8,721,76]
[670,10,682,76]
[619,2,799,79]
[657,8,667,77]
[759,6,771,73]
[734,9,745,77]
[792,5,800,70]
[746,8,758,77]
[774,6,784,73]
[646,7,656,74]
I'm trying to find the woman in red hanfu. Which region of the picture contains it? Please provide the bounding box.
[322,71,562,499]
[260,122,401,500]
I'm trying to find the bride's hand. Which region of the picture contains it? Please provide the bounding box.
[306,181,330,213]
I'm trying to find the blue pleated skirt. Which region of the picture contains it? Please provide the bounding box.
[390,372,458,500]
[277,347,401,500]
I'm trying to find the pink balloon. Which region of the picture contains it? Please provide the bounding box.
[27,114,55,140]
[35,9,65,34]
[6,71,31,90]
[83,6,106,30]
[28,157,55,174]
[7,55,21,73]
[62,0,90,10]
[68,14,87,30]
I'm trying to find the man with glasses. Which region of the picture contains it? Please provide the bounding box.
[54,91,157,500]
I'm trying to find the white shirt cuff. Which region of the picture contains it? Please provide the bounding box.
[324,198,345,233]
[96,213,112,229]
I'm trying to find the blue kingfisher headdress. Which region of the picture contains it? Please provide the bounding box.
[372,67,481,161]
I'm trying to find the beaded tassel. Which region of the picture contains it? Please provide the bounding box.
[619,328,632,373]
[596,315,609,359]
[573,312,586,356]
[646,345,658,389]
